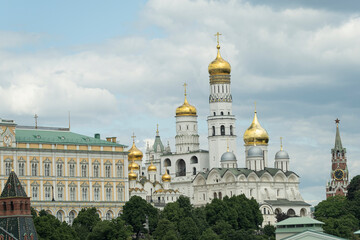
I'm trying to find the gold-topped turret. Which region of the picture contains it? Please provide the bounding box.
[243,103,269,146]
[176,83,197,116]
[128,133,143,161]
[128,168,137,181]
[162,164,171,182]
[148,160,157,172]
[208,32,231,76]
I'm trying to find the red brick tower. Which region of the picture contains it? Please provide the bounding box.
[0,169,38,239]
[326,119,349,198]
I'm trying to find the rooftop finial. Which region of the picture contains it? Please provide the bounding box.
[254,101,257,113]
[214,32,222,48]
[280,137,283,151]
[183,82,187,97]
[68,111,71,130]
[34,114,38,129]
[253,137,256,146]
[131,132,136,143]
[335,118,340,127]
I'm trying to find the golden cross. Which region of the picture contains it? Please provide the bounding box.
[280,137,283,151]
[183,82,187,96]
[156,124,159,134]
[214,32,222,45]
[131,132,136,143]
[254,101,257,113]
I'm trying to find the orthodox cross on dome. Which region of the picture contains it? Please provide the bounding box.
[131,132,136,143]
[335,118,340,127]
[156,124,159,136]
[254,101,257,113]
[280,137,283,151]
[214,32,222,45]
[34,114,38,129]
[183,82,187,96]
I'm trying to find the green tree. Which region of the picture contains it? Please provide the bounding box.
[72,207,101,240]
[199,228,220,240]
[122,196,159,238]
[87,218,133,240]
[314,195,348,219]
[263,225,276,239]
[178,217,199,240]
[153,219,178,240]
[347,175,360,201]
[34,210,79,240]
[192,207,209,234]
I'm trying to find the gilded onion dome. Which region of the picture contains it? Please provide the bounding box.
[208,44,231,76]
[162,171,171,182]
[128,168,137,181]
[243,110,269,146]
[128,161,140,171]
[148,161,157,172]
[176,83,197,116]
[128,140,143,161]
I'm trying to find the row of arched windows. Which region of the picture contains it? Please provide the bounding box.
[212,125,233,136]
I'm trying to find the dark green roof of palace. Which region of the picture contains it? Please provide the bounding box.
[15,127,126,147]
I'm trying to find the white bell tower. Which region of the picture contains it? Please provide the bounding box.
[207,33,237,169]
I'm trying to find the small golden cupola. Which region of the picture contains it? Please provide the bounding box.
[128,134,143,161]
[128,168,137,181]
[148,161,157,172]
[243,105,269,146]
[128,161,140,171]
[162,171,171,182]
[208,32,231,76]
[176,83,197,117]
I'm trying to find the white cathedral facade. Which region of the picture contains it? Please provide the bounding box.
[128,39,310,225]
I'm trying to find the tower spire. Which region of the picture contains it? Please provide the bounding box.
[334,118,343,150]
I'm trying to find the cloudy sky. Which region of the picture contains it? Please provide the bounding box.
[1,0,360,205]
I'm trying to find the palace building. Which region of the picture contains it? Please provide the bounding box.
[0,119,128,224]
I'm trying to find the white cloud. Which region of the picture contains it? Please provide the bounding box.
[1,0,360,203]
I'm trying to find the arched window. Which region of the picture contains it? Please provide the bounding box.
[81,165,87,177]
[106,211,112,220]
[5,162,11,176]
[164,159,171,167]
[212,126,215,136]
[31,163,37,176]
[19,163,25,176]
[213,112,216,116]
[94,188,100,201]
[106,188,112,201]
[117,165,123,177]
[93,165,99,177]
[56,211,63,222]
[230,125,233,135]
[105,165,111,178]
[176,159,186,177]
[300,208,307,217]
[214,192,217,199]
[70,187,76,201]
[221,111,224,115]
[190,156,198,164]
[69,211,75,225]
[220,125,225,135]
[45,187,51,201]
[287,209,295,217]
[218,192,222,200]
[57,164,63,177]
[69,164,75,177]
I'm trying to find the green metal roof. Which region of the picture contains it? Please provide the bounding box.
[15,128,126,147]
[277,217,323,226]
[265,199,311,207]
[282,229,346,240]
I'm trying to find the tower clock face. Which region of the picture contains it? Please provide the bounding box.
[334,169,344,180]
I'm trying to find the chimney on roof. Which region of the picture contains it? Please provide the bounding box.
[94,133,100,139]
[106,137,112,142]
[112,137,117,143]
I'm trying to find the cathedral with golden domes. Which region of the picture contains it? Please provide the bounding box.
[128,34,310,225]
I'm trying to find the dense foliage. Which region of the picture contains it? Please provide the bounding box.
[314,175,360,240]
[33,195,273,240]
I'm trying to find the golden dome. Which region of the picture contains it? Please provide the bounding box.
[148,161,157,172]
[128,161,140,171]
[162,172,171,182]
[208,44,231,76]
[176,83,197,116]
[128,169,137,181]
[128,141,143,161]
[243,110,269,146]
